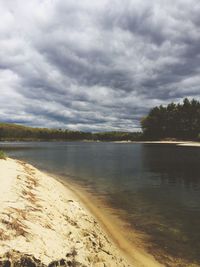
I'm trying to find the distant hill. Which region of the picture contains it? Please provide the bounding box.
[0,123,142,141]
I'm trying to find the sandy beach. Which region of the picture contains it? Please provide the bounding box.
[0,158,164,267]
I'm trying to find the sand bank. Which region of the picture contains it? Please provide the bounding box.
[113,140,200,147]
[176,142,200,147]
[0,158,163,267]
[144,141,200,147]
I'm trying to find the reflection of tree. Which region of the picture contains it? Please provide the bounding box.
[141,144,200,189]
[107,144,200,265]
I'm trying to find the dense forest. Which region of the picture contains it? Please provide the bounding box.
[0,98,200,141]
[0,123,141,141]
[141,98,200,140]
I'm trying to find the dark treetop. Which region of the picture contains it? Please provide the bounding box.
[141,98,200,140]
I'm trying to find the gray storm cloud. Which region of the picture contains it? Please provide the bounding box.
[0,0,200,131]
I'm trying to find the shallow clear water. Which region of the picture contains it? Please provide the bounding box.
[1,142,200,265]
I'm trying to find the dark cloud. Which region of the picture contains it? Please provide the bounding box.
[0,0,200,131]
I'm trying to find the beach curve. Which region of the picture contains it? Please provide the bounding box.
[0,158,163,267]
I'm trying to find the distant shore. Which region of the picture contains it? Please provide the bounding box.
[0,158,164,267]
[112,140,200,147]
[1,139,200,146]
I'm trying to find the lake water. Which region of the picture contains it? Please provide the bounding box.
[1,142,200,266]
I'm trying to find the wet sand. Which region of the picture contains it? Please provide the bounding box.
[61,179,165,267]
[54,165,200,267]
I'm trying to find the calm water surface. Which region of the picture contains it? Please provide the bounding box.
[1,142,200,265]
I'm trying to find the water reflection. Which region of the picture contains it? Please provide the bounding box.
[141,144,200,188]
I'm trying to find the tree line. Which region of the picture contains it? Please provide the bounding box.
[141,98,200,140]
[0,98,200,141]
[0,123,142,141]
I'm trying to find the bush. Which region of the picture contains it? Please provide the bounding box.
[0,150,7,160]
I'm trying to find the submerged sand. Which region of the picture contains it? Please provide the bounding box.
[0,158,163,267]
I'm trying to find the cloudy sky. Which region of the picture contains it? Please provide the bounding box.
[0,0,200,131]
